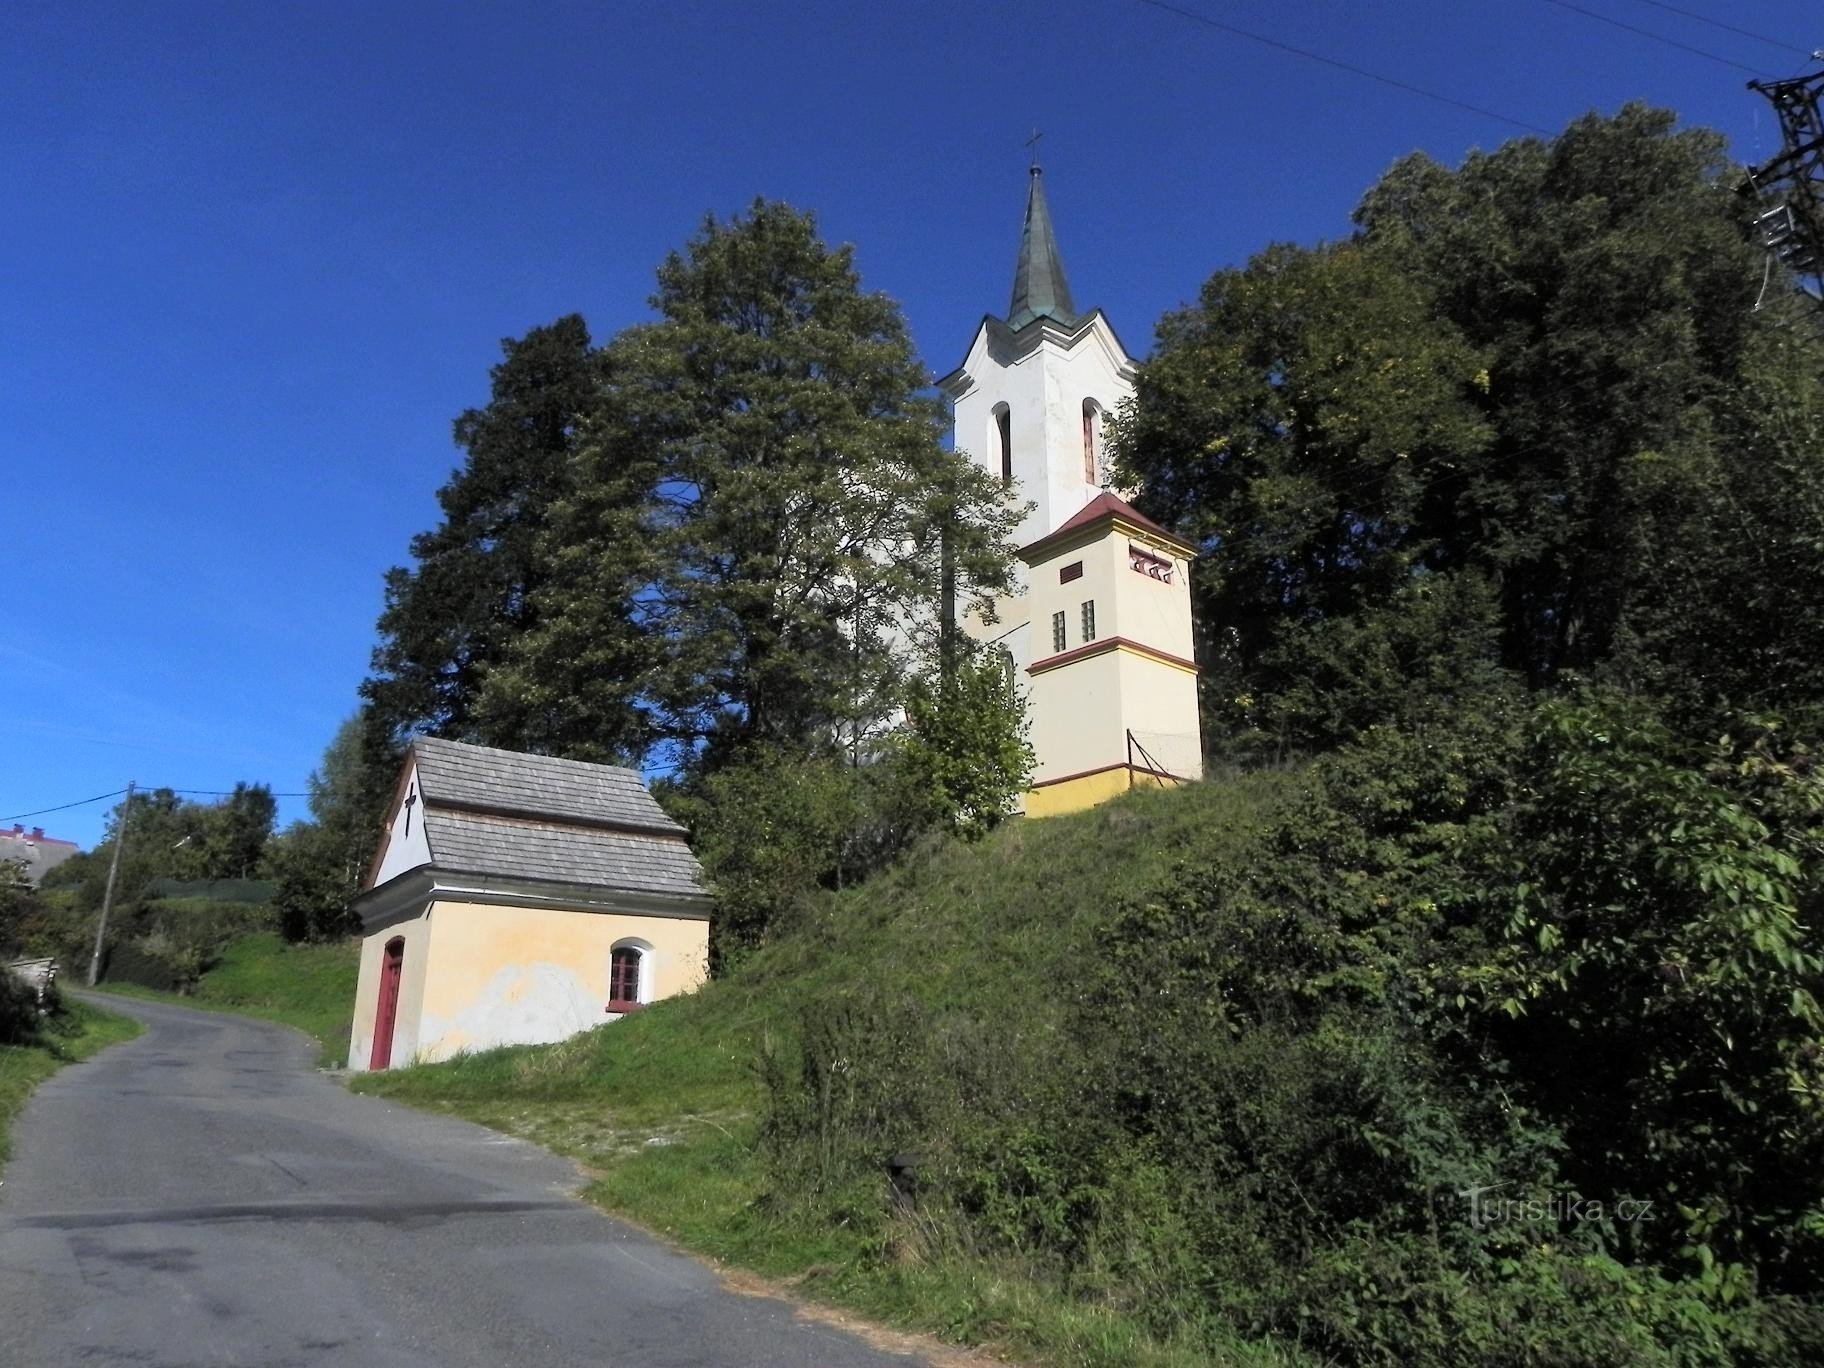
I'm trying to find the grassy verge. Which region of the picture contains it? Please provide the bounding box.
[0,1000,141,1169]
[96,932,360,1067]
[354,781,1306,1368]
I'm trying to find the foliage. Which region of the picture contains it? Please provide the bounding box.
[41,783,279,916]
[0,862,41,958]
[0,971,43,1047]
[1110,235,1493,757]
[363,314,608,749]
[896,645,1033,840]
[676,646,1030,965]
[1114,105,1824,756]
[1489,691,1824,1291]
[494,200,1022,773]
[104,897,277,994]
[669,747,921,968]
[269,710,401,941]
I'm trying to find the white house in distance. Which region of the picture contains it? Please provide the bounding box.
[348,737,710,1071]
[938,161,1204,816]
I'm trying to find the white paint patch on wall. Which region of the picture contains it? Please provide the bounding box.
[415,960,601,1063]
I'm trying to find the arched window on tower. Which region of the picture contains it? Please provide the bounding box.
[1082,399,1102,485]
[993,403,1012,486]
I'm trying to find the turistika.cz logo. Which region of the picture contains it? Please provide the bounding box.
[1458,1182,1656,1229]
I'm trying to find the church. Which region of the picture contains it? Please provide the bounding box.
[346,167,1200,1069]
[940,161,1203,816]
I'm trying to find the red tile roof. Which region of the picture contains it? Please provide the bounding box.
[1019,491,1197,561]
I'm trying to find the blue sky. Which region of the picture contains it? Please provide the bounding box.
[4,0,1817,847]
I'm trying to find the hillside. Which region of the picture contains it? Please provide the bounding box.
[353,733,1824,1368]
[355,776,1302,1367]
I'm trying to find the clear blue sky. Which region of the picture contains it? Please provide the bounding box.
[4,0,1817,847]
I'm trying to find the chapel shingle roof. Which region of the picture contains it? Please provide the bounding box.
[412,736,685,836]
[373,737,707,906]
[421,807,706,900]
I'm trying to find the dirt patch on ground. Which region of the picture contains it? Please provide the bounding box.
[716,1265,1009,1367]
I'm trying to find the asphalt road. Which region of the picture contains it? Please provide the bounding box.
[0,995,930,1368]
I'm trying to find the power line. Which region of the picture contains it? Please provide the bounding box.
[1623,0,1815,60]
[1129,0,1554,137]
[167,788,310,798]
[1,790,129,824]
[2,785,310,825]
[1539,0,1766,75]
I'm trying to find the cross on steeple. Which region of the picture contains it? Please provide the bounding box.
[1025,127,1044,172]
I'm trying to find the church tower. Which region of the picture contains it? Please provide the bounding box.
[937,161,1136,555]
[938,161,1204,816]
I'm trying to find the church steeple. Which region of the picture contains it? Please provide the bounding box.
[1007,162,1078,331]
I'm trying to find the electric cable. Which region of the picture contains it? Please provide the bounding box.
[1539,0,1766,75]
[1130,0,1553,136]
[1624,0,1815,60]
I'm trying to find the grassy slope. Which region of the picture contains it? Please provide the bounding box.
[0,1000,141,1168]
[354,776,1308,1368]
[98,933,361,1067]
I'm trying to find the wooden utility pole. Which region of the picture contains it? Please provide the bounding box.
[86,781,134,987]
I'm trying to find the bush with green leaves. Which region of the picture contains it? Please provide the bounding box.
[755,689,1824,1364]
[0,969,43,1047]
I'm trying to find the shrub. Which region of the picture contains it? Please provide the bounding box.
[0,969,43,1046]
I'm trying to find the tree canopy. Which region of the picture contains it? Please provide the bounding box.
[487,200,1022,771]
[363,314,604,749]
[1114,104,1824,757]
[367,202,1022,779]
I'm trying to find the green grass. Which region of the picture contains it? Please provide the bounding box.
[354,777,1309,1368]
[97,932,360,1067]
[0,1000,141,1169]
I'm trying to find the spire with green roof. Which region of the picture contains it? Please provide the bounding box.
[1006,160,1079,331]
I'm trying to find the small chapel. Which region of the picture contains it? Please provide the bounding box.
[940,161,1203,816]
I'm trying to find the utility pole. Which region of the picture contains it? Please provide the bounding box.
[86,781,135,987]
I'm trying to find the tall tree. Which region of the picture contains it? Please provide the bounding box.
[1350,104,1817,693]
[1112,238,1497,754]
[363,314,605,748]
[1115,105,1824,754]
[493,201,1022,772]
[41,784,279,910]
[198,782,276,880]
[268,710,401,940]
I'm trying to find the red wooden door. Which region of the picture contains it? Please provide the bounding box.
[369,937,404,1071]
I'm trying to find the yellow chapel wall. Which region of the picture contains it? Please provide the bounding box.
[348,910,435,1071]
[407,900,709,1065]
[1026,647,1128,786]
